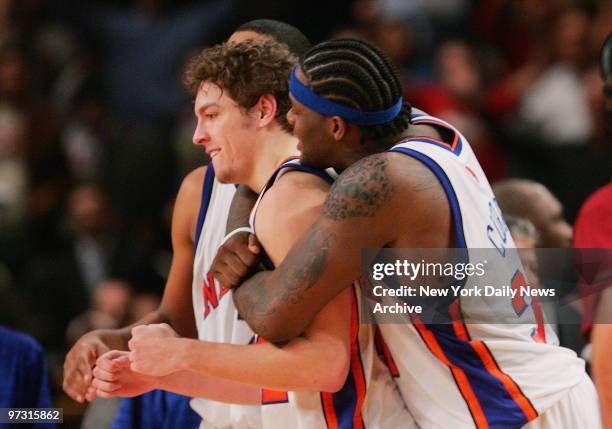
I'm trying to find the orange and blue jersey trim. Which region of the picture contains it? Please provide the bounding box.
[409,113,464,155]
[390,146,538,428]
[321,286,366,429]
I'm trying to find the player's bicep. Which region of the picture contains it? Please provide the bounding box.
[279,155,397,314]
[256,171,330,264]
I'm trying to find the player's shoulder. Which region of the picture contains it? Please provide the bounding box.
[325,151,445,222]
[173,166,208,226]
[275,168,331,193]
[261,168,330,215]
[335,151,436,191]
[182,165,207,190]
[175,166,207,202]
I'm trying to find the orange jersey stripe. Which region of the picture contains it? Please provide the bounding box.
[448,300,539,423]
[449,299,470,341]
[413,321,490,429]
[321,392,339,429]
[349,289,366,429]
[470,341,539,422]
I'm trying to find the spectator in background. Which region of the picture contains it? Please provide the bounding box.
[493,179,572,248]
[573,32,612,429]
[66,183,117,294]
[66,279,132,346]
[494,179,585,353]
[0,105,28,235]
[505,215,561,337]
[60,80,111,184]
[484,4,610,219]
[505,215,540,286]
[574,183,612,429]
[129,292,161,323]
[410,40,508,182]
[516,8,593,146]
[0,325,57,428]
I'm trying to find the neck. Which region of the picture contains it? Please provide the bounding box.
[335,122,440,172]
[244,127,299,194]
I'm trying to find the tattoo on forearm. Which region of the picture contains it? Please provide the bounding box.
[323,154,394,220]
[233,223,334,334]
[278,223,332,295]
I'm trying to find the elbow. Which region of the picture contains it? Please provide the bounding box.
[325,352,351,393]
[246,316,305,344]
[264,322,306,344]
[312,340,351,393]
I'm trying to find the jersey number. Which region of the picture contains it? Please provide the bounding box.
[510,270,546,343]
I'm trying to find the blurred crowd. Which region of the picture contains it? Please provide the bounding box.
[0,0,610,425]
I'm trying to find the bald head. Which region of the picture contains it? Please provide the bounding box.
[493,179,572,248]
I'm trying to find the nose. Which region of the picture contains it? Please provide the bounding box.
[192,120,209,146]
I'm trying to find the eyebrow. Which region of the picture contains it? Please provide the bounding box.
[196,103,220,114]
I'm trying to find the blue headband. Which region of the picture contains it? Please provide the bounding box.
[289,66,403,126]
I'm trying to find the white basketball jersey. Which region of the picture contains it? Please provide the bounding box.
[190,164,262,429]
[250,158,417,429]
[377,112,588,429]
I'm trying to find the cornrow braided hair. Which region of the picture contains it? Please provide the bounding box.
[299,38,412,140]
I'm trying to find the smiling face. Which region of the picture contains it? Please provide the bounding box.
[192,81,257,184]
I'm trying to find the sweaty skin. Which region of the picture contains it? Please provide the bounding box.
[230,152,453,341]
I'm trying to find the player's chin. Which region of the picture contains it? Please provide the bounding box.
[211,161,233,184]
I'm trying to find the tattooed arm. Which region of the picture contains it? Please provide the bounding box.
[233,152,450,341]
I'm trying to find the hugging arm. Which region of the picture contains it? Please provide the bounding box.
[232,155,398,341]
[232,153,447,342]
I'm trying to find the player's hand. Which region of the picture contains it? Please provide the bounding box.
[128,324,180,377]
[211,231,261,289]
[93,350,158,398]
[63,330,112,403]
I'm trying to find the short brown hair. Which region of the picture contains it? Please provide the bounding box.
[184,40,296,132]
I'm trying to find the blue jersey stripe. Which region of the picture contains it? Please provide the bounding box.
[194,164,216,255]
[387,147,467,249]
[409,113,464,155]
[428,325,530,428]
[389,147,534,428]
[331,366,359,428]
[282,164,335,185]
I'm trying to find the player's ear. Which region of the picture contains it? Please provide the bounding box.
[328,116,348,141]
[255,94,278,127]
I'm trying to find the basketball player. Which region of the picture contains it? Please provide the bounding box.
[94,39,415,429]
[212,39,600,429]
[63,20,311,428]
